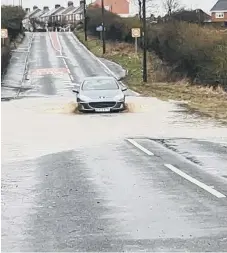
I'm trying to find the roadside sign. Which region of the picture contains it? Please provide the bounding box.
[96,26,102,32]
[131,28,140,54]
[96,25,106,32]
[1,29,8,39]
[131,28,140,38]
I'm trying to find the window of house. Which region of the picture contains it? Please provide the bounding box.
[75,14,80,20]
[215,12,224,18]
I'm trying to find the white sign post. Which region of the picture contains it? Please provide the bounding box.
[131,28,141,54]
[96,25,106,40]
[1,29,8,46]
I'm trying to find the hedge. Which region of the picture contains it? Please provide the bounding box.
[85,6,227,87]
[1,5,25,75]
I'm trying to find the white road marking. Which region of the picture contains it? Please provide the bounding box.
[48,32,60,53]
[126,139,154,156]
[71,32,140,96]
[56,31,62,55]
[49,32,74,82]
[56,32,74,82]
[164,164,226,198]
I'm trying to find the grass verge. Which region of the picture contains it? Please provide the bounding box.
[76,31,227,122]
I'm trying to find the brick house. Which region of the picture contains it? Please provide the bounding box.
[92,0,130,17]
[210,0,227,22]
[39,4,65,23]
[51,1,83,25]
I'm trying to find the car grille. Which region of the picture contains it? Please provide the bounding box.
[89,102,116,108]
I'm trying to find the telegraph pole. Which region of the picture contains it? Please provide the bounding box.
[101,0,106,54]
[142,0,147,82]
[83,0,87,41]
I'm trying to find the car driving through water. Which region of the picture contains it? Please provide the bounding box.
[72,76,127,113]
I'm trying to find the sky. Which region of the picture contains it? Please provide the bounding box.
[1,0,218,16]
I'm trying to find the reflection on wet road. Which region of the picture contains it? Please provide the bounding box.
[1,32,227,252]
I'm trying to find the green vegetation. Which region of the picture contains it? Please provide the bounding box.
[83,6,227,87]
[76,18,227,121]
[1,5,26,75]
[1,5,25,39]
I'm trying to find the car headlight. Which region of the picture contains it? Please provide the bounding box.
[78,95,90,102]
[114,94,124,101]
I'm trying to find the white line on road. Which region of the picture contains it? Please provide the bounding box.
[49,32,74,82]
[71,32,140,96]
[126,139,154,156]
[48,32,60,53]
[164,164,226,198]
[56,31,62,55]
[56,33,74,82]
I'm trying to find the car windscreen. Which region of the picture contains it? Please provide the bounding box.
[81,79,119,91]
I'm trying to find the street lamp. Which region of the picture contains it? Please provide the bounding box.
[142,0,147,82]
[101,0,106,54]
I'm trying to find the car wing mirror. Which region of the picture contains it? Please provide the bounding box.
[72,84,80,94]
[72,88,79,93]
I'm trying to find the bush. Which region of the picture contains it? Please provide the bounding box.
[147,22,227,85]
[86,6,140,42]
[1,5,25,75]
[85,7,227,87]
[1,5,25,39]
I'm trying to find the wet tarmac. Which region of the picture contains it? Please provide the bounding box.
[1,32,227,252]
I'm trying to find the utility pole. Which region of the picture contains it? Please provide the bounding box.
[101,0,106,54]
[83,0,87,41]
[142,0,147,82]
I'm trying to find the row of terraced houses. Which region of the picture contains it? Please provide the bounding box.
[23,0,227,26]
[23,0,132,27]
[23,1,84,26]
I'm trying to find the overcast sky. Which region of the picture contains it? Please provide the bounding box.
[1,0,218,15]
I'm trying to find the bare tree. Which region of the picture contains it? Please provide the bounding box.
[162,0,180,16]
[138,0,142,20]
[134,0,158,20]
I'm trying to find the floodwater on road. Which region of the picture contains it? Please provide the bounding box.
[2,32,227,252]
[2,94,227,164]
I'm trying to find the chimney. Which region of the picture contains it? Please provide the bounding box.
[55,4,61,9]
[68,1,74,7]
[33,5,38,10]
[43,6,49,11]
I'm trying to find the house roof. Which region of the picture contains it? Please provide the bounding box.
[52,8,66,16]
[72,5,83,14]
[210,0,227,12]
[41,6,65,18]
[40,9,51,18]
[25,8,41,19]
[66,5,83,15]
[61,5,77,15]
[31,9,45,19]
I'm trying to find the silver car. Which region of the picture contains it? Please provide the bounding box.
[72,76,127,113]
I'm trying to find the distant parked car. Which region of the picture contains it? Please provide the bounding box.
[72,76,127,113]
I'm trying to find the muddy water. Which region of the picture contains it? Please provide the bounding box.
[2,31,227,165]
[2,95,227,165]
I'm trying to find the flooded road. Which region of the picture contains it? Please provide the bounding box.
[1,32,227,252]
